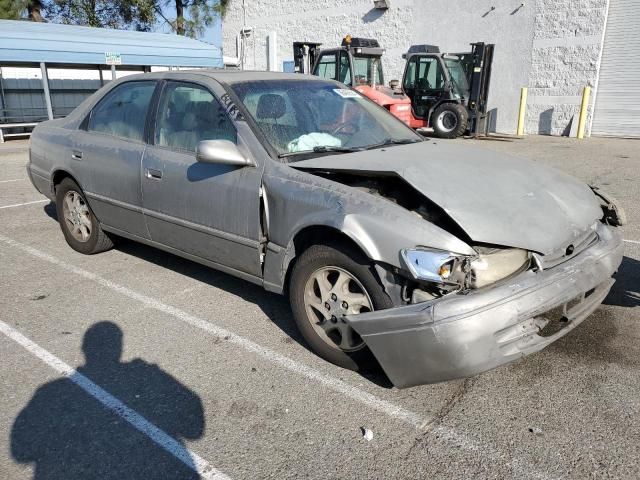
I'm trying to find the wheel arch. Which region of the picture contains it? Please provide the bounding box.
[51,169,81,194]
[281,224,375,297]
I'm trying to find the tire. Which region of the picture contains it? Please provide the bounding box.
[431,103,468,139]
[289,243,393,371]
[55,178,114,255]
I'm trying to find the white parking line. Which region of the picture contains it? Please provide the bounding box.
[0,199,48,210]
[0,179,25,183]
[623,239,640,245]
[0,234,553,480]
[0,320,230,480]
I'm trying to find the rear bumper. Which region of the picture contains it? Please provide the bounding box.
[347,223,624,388]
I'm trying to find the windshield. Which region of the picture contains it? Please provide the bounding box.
[229,79,421,158]
[352,56,384,87]
[443,58,470,99]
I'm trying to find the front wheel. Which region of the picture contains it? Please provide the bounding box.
[289,243,393,371]
[431,103,468,139]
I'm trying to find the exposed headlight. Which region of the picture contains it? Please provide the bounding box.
[470,248,530,288]
[401,248,469,285]
[401,247,530,289]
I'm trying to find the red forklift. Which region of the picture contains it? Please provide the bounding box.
[293,36,414,125]
[293,37,494,138]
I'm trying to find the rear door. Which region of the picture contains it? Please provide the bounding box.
[72,80,157,238]
[141,80,263,277]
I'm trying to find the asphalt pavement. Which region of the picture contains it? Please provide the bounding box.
[0,135,638,479]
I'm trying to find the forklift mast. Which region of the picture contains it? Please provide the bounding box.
[293,42,323,74]
[465,42,494,135]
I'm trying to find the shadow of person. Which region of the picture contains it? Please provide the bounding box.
[605,256,640,308]
[10,322,205,479]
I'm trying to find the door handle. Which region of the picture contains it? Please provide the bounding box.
[71,150,83,160]
[145,168,163,180]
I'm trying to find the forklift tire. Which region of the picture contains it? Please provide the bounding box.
[431,103,468,139]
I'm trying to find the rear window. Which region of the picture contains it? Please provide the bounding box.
[88,81,156,142]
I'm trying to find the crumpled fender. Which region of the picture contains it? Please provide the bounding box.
[260,164,474,293]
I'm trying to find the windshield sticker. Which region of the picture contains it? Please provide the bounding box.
[220,93,244,121]
[333,88,361,99]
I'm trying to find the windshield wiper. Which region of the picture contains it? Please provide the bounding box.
[312,145,363,153]
[363,138,422,150]
[278,145,363,158]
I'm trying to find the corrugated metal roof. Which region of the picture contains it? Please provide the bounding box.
[0,20,223,68]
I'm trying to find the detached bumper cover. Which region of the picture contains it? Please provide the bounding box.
[347,223,624,388]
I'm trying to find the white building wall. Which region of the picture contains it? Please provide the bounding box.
[223,0,608,136]
[526,0,608,135]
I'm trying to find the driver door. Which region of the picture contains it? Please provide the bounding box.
[405,55,449,120]
[141,80,263,277]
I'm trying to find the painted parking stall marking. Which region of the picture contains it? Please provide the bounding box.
[0,233,554,480]
[0,199,48,210]
[0,178,26,183]
[0,320,230,480]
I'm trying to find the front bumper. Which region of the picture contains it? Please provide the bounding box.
[347,223,624,388]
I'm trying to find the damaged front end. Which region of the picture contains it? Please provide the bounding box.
[290,152,626,388]
[345,222,623,388]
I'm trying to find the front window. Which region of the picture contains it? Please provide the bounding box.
[352,56,384,86]
[444,58,470,99]
[229,80,421,158]
[315,53,337,80]
[154,82,236,153]
[417,57,445,90]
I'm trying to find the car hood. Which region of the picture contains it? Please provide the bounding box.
[292,142,602,255]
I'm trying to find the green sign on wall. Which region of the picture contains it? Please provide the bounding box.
[105,52,122,65]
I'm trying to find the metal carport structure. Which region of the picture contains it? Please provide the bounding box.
[0,19,223,140]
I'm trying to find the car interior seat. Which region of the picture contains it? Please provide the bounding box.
[256,93,289,150]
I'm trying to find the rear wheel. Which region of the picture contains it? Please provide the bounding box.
[431,103,468,139]
[289,243,393,371]
[55,178,113,255]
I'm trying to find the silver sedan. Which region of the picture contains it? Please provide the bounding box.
[27,70,625,388]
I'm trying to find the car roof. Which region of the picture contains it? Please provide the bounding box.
[116,69,332,85]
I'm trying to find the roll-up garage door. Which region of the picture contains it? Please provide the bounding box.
[591,0,640,137]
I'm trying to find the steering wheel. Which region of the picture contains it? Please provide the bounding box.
[330,122,357,136]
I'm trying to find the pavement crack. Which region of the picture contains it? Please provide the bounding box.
[405,377,477,459]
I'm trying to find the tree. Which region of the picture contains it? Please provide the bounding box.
[159,0,226,38]
[45,0,156,30]
[0,0,26,19]
[0,0,48,21]
[27,0,44,20]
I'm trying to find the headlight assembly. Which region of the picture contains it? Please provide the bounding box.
[401,246,531,290]
[470,248,530,288]
[400,248,470,286]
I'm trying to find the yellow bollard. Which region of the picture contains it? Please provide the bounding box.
[517,87,527,136]
[576,86,591,139]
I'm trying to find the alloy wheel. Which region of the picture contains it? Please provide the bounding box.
[62,190,92,242]
[303,266,373,352]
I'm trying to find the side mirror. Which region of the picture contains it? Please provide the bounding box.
[196,140,254,167]
[389,79,400,90]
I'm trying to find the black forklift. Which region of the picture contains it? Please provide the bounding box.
[401,42,494,138]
